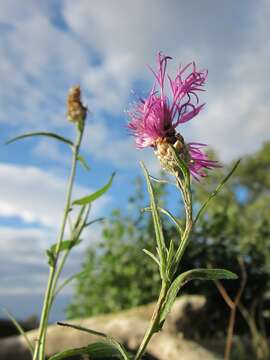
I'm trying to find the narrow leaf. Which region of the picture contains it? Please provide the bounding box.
[166,240,175,269]
[85,217,105,227]
[73,172,115,206]
[54,271,87,298]
[48,342,124,360]
[2,308,34,355]
[50,239,81,254]
[77,154,90,171]
[46,249,55,267]
[180,268,238,283]
[6,132,73,147]
[168,144,190,185]
[194,160,240,225]
[142,249,160,266]
[57,322,107,338]
[160,268,237,322]
[142,206,183,237]
[149,175,175,185]
[140,162,166,272]
[159,208,183,237]
[73,205,88,230]
[56,323,132,360]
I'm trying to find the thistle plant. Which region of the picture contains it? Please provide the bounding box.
[128,53,239,359]
[7,54,239,360]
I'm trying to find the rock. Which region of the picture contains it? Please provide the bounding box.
[0,295,221,360]
[164,294,206,336]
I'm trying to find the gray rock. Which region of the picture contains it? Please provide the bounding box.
[0,295,221,360]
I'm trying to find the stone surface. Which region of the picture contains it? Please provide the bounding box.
[0,295,221,360]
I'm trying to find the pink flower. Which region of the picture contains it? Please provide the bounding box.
[128,52,219,179]
[188,143,220,181]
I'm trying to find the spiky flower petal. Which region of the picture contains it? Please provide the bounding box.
[128,53,219,179]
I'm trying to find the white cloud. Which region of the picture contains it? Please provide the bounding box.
[0,1,91,128]
[82,53,137,112]
[185,0,270,161]
[82,121,161,174]
[0,0,269,311]
[0,222,103,295]
[0,0,268,164]
[33,139,70,164]
[0,163,109,228]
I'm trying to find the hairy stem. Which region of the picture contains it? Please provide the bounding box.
[134,284,168,360]
[33,126,83,360]
[135,174,193,360]
[174,176,193,265]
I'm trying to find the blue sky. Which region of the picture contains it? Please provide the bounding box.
[0,0,269,321]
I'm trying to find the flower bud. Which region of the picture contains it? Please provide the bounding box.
[154,134,189,176]
[67,85,87,123]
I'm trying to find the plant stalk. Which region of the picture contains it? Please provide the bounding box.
[49,205,91,308]
[135,175,193,360]
[134,284,168,360]
[33,125,84,360]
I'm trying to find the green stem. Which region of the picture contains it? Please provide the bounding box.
[174,177,193,265]
[135,174,193,359]
[49,205,91,308]
[134,284,168,360]
[33,126,84,360]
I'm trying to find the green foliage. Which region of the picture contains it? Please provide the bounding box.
[140,162,166,279]
[67,211,159,317]
[160,268,237,323]
[76,154,90,171]
[50,239,82,253]
[49,342,131,360]
[68,143,270,342]
[6,131,73,147]
[2,308,34,355]
[67,177,167,318]
[73,172,115,205]
[51,322,133,360]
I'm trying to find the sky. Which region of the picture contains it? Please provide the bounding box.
[0,0,269,322]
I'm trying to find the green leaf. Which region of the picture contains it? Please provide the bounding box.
[166,240,175,276]
[142,206,183,237]
[85,217,105,227]
[168,144,190,185]
[6,131,73,147]
[149,174,175,186]
[142,249,160,266]
[2,308,34,355]
[54,323,132,360]
[194,160,241,225]
[73,172,115,206]
[77,154,90,171]
[160,268,237,323]
[180,268,238,282]
[54,270,87,298]
[158,208,183,237]
[140,162,166,275]
[46,249,55,267]
[48,342,127,360]
[50,239,81,254]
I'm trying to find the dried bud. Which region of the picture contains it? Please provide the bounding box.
[67,85,87,123]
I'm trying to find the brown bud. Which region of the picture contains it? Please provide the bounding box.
[67,85,87,123]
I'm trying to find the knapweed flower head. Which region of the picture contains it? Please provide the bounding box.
[67,85,87,123]
[128,53,219,180]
